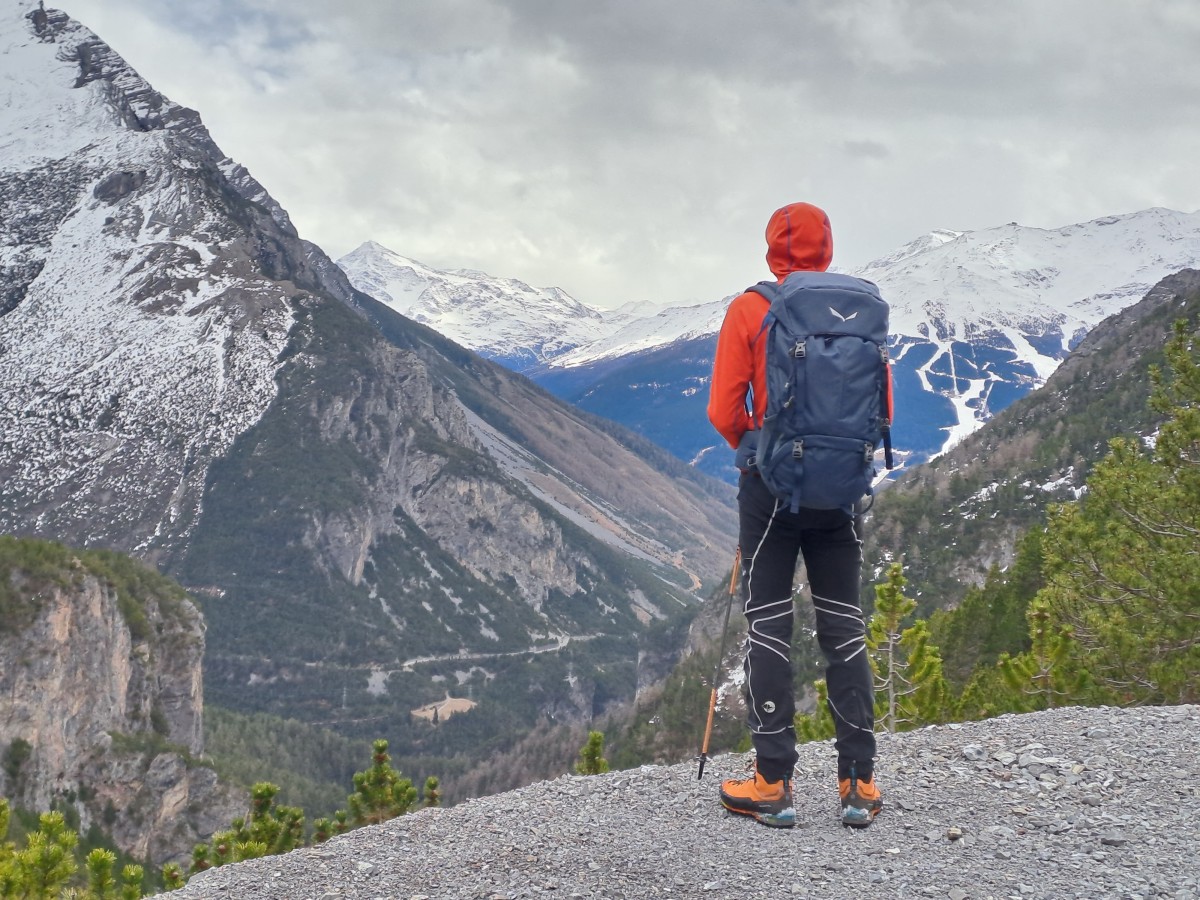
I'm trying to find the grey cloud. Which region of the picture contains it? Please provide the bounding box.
[843,140,890,160]
[64,0,1200,306]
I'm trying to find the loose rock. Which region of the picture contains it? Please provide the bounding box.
[155,705,1200,900]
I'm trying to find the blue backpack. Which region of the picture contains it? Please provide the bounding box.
[747,271,894,513]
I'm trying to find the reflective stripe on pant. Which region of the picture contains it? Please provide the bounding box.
[737,472,876,782]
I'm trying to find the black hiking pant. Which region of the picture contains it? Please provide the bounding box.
[737,472,876,783]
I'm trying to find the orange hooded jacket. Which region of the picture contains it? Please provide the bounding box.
[707,202,834,449]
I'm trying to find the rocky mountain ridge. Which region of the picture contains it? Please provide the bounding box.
[158,704,1200,899]
[1,2,304,554]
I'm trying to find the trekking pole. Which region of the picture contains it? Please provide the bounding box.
[696,546,741,780]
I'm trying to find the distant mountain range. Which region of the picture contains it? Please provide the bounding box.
[339,208,1200,481]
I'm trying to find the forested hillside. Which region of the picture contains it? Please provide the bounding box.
[865,268,1200,613]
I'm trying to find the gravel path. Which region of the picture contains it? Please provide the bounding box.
[157,705,1200,900]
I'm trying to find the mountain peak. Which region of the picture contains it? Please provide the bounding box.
[337,240,611,369]
[860,228,966,270]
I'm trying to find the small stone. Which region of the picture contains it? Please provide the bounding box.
[1102,833,1129,848]
[947,826,964,841]
[993,751,1018,766]
[949,890,969,900]
[962,744,986,761]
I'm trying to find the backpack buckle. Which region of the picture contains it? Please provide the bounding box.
[791,340,806,358]
[792,440,804,460]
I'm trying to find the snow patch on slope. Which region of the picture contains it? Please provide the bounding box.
[0,5,294,549]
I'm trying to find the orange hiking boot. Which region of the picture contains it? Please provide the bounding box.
[839,767,883,828]
[719,765,795,828]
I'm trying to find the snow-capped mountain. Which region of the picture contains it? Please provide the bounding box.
[542,210,1200,370]
[530,209,1200,480]
[340,208,1200,481]
[337,241,629,370]
[0,2,737,796]
[0,2,297,548]
[351,212,1198,472]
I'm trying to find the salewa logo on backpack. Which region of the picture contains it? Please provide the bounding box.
[748,272,894,513]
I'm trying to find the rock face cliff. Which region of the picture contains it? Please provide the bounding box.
[0,539,240,865]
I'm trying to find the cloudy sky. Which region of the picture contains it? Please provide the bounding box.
[65,0,1200,308]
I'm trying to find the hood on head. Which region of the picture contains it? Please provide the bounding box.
[765,202,833,277]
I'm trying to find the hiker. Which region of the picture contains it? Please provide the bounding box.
[706,201,885,829]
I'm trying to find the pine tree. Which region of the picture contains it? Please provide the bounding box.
[244,782,305,857]
[0,735,440,896]
[118,863,144,900]
[574,731,609,775]
[187,782,306,875]
[866,564,948,732]
[957,662,1019,722]
[422,776,441,808]
[0,800,17,899]
[6,810,77,897]
[161,862,185,892]
[996,597,1090,711]
[1039,320,1200,704]
[345,740,418,826]
[930,527,1042,688]
[84,848,118,899]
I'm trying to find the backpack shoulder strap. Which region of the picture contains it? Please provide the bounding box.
[745,280,779,302]
[744,281,780,340]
